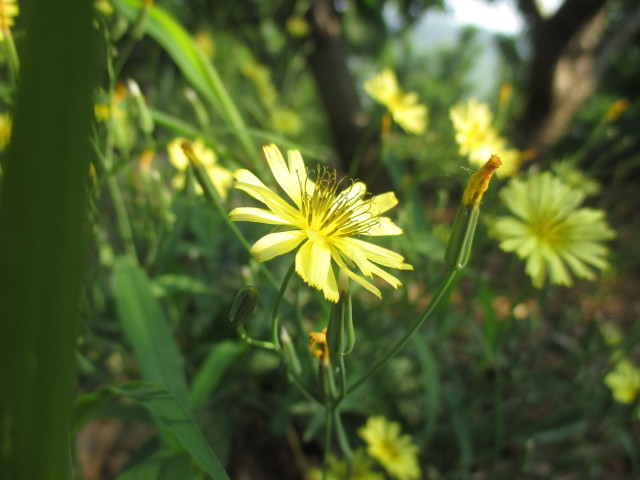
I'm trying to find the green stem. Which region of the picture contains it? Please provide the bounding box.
[188,154,279,289]
[105,175,138,260]
[238,330,276,350]
[333,410,354,479]
[338,354,347,400]
[271,262,296,349]
[347,269,458,394]
[322,407,333,480]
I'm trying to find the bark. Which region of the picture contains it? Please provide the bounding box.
[515,0,609,153]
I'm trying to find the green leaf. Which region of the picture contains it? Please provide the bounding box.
[190,341,247,411]
[114,382,230,480]
[112,255,189,407]
[0,0,97,477]
[111,0,259,167]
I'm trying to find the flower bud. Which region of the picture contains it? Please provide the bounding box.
[229,286,258,330]
[326,269,355,358]
[280,327,302,374]
[445,155,501,270]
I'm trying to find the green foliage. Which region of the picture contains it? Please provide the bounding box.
[2,0,639,479]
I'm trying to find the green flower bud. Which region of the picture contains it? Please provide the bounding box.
[229,286,258,330]
[326,269,355,358]
[445,155,501,271]
[280,327,302,374]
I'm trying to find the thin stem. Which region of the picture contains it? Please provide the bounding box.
[105,175,138,260]
[338,354,348,400]
[322,407,333,480]
[333,410,354,479]
[348,269,458,394]
[238,330,276,350]
[271,262,296,349]
[188,155,279,289]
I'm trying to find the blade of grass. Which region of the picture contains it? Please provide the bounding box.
[0,0,97,478]
[112,255,190,407]
[114,382,231,480]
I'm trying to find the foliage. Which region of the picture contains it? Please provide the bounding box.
[1,1,639,479]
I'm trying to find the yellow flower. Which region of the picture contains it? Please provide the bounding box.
[229,144,413,302]
[450,98,521,177]
[308,328,329,364]
[286,16,310,37]
[270,107,303,136]
[306,449,385,480]
[0,112,12,152]
[167,138,233,200]
[0,0,18,41]
[490,172,615,288]
[364,69,427,135]
[358,416,420,480]
[604,360,640,404]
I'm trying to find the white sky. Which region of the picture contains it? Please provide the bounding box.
[447,0,564,34]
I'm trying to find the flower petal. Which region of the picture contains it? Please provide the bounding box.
[263,144,302,207]
[368,217,403,236]
[369,192,399,215]
[229,207,290,225]
[234,182,303,226]
[251,231,306,262]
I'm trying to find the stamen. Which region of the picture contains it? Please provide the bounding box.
[297,165,381,237]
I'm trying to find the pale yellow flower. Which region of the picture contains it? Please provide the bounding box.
[0,0,18,41]
[364,69,427,135]
[229,144,413,302]
[167,138,233,200]
[358,416,420,480]
[270,107,303,136]
[491,172,615,288]
[604,360,640,404]
[450,98,521,177]
[286,16,310,37]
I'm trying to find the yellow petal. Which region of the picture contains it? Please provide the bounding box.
[322,267,339,302]
[234,182,303,226]
[368,217,403,236]
[287,149,312,199]
[251,231,306,262]
[369,192,398,215]
[306,240,332,289]
[263,143,302,207]
[229,207,290,225]
[343,267,382,298]
[345,238,413,270]
[295,240,314,284]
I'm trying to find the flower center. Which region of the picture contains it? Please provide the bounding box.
[299,166,380,237]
